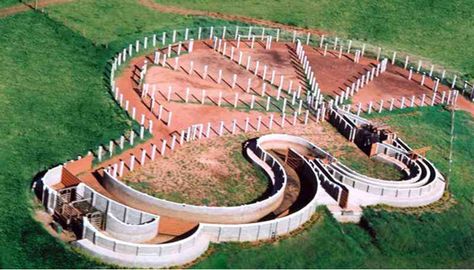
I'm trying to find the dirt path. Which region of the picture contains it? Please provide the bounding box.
[0,0,74,18]
[138,0,329,36]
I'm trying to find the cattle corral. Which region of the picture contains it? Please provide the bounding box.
[34,26,472,268]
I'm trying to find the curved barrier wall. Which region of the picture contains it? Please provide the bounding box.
[74,149,321,268]
[77,183,160,242]
[105,212,158,243]
[40,165,62,214]
[100,140,287,224]
[254,133,445,208]
[39,132,446,268]
[77,218,210,268]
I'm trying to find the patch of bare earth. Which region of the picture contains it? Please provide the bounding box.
[123,133,269,207]
[123,120,398,206]
[34,209,76,242]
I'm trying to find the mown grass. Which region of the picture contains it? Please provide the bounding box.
[0,11,129,268]
[154,0,474,80]
[195,106,474,268]
[1,0,473,268]
[0,0,20,9]
[47,0,246,48]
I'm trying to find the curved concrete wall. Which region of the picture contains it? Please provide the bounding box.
[77,183,157,225]
[101,140,287,224]
[73,183,160,242]
[321,108,446,207]
[68,129,446,268]
[201,150,320,242]
[105,213,159,243]
[75,151,321,268]
[39,166,62,214]
[257,133,333,159]
[78,218,209,268]
[255,133,445,208]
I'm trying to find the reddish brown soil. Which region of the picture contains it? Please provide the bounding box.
[34,209,76,242]
[123,133,269,207]
[303,45,377,96]
[351,64,474,114]
[137,0,474,115]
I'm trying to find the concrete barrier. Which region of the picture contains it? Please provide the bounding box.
[105,212,158,243]
[77,218,209,268]
[100,138,288,224]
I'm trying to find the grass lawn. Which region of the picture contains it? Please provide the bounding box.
[0,0,21,9]
[0,0,473,268]
[153,0,474,80]
[46,0,245,48]
[195,106,474,268]
[0,11,129,268]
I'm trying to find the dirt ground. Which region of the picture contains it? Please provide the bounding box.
[123,119,402,206]
[123,133,269,207]
[34,209,77,243]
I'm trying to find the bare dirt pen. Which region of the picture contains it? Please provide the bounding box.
[123,133,269,206]
[123,121,402,206]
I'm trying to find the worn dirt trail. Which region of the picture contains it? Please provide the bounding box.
[0,0,74,18]
[138,0,329,36]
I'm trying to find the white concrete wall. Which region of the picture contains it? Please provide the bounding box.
[76,152,321,267]
[77,184,157,225]
[105,213,159,243]
[39,165,62,214]
[78,217,209,268]
[75,183,159,242]
[100,139,288,224]
[201,151,320,242]
[256,133,445,208]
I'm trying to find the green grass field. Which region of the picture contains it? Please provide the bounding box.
[0,0,20,9]
[154,0,474,80]
[0,11,127,268]
[0,0,473,268]
[47,0,243,47]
